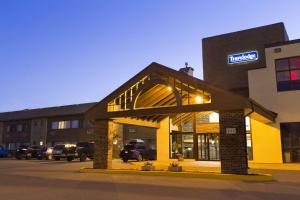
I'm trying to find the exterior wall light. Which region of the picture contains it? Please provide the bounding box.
[195,96,203,104]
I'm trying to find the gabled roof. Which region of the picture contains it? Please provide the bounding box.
[86,62,277,123]
[0,102,97,122]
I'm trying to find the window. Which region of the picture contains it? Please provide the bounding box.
[65,121,71,129]
[170,132,194,159]
[58,121,68,129]
[71,120,80,128]
[280,123,300,163]
[51,120,80,130]
[6,125,11,133]
[51,122,59,130]
[16,124,23,132]
[275,56,300,91]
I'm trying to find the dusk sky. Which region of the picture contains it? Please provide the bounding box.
[1,0,300,112]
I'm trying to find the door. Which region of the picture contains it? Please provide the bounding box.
[197,134,220,161]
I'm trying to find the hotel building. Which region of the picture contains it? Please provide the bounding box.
[1,22,300,173]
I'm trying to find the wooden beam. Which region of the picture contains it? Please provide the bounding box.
[101,103,241,119]
[135,85,165,107]
[113,117,160,129]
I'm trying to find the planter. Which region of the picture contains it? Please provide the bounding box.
[168,166,183,172]
[141,165,156,171]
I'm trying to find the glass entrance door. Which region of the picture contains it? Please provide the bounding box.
[197,134,220,161]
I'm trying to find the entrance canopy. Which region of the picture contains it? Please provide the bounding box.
[86,62,276,123]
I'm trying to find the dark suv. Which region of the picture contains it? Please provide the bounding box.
[52,144,77,161]
[120,139,156,162]
[15,145,42,160]
[76,142,94,162]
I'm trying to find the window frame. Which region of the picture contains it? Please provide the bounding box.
[275,56,300,92]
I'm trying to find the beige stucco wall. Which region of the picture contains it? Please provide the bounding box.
[250,118,282,163]
[156,117,170,161]
[248,42,300,163]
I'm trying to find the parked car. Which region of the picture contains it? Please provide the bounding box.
[120,139,156,162]
[52,144,77,161]
[37,147,53,160]
[75,142,94,162]
[0,145,8,157]
[15,145,42,160]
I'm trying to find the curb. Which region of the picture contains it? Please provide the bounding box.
[79,168,274,182]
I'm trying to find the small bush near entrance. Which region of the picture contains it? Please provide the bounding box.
[168,162,183,172]
[141,161,155,171]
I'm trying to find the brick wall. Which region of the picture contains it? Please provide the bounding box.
[93,119,113,169]
[219,110,248,174]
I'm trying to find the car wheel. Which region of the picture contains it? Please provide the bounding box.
[67,157,73,162]
[26,154,31,160]
[137,154,143,162]
[122,158,128,163]
[16,155,22,160]
[55,157,60,161]
[79,153,87,162]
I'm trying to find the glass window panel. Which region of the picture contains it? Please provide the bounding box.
[51,122,59,130]
[16,124,23,132]
[281,123,300,162]
[71,120,79,128]
[182,134,194,159]
[208,135,219,160]
[275,59,289,71]
[290,57,300,69]
[58,121,65,129]
[290,70,300,81]
[6,125,10,132]
[277,71,290,82]
[245,116,251,131]
[65,121,71,129]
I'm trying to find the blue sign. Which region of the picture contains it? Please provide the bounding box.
[228,51,258,65]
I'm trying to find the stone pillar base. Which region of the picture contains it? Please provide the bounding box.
[93,119,113,169]
[219,110,248,175]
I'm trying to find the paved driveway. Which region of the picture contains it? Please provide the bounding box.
[1,159,300,200]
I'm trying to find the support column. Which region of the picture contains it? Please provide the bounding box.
[219,110,248,174]
[93,119,113,169]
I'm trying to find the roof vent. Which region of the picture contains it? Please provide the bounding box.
[179,62,194,76]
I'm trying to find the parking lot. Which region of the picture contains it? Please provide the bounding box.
[1,159,300,200]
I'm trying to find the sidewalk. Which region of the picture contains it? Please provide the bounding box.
[112,159,220,172]
[249,162,300,171]
[112,159,300,172]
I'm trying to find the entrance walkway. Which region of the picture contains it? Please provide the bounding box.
[112,159,300,172]
[112,159,221,173]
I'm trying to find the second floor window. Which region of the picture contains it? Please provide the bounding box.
[16,124,23,132]
[276,56,300,91]
[51,120,81,130]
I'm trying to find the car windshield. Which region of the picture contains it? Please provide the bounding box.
[54,145,64,150]
[124,144,134,150]
[30,146,40,149]
[77,142,87,148]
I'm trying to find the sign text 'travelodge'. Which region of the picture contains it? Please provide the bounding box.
[228,51,258,65]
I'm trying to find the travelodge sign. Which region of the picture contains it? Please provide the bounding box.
[228,50,259,65]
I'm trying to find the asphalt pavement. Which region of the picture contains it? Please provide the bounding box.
[1,159,300,200]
